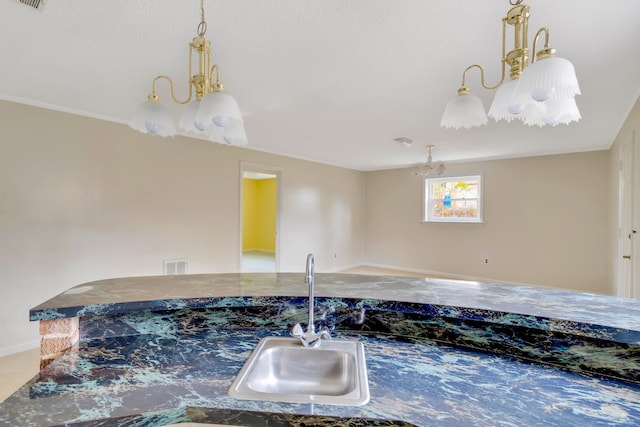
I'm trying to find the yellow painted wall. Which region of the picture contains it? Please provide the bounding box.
[257,178,277,251]
[242,178,277,252]
[242,178,259,250]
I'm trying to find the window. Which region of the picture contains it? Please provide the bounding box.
[424,175,483,223]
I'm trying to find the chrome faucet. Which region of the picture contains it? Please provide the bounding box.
[291,253,331,347]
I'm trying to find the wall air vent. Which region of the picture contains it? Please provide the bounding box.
[19,0,44,9]
[163,258,188,275]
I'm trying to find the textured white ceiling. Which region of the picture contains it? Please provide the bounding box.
[2,0,640,171]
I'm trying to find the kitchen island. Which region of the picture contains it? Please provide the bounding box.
[1,273,639,426]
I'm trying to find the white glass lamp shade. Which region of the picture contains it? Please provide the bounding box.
[514,56,581,103]
[488,79,531,122]
[412,163,445,177]
[197,91,243,129]
[523,96,581,127]
[441,92,487,129]
[178,100,212,134]
[223,119,248,146]
[178,100,228,143]
[129,100,176,137]
[204,124,224,144]
[411,164,428,176]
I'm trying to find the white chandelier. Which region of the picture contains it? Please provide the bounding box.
[129,0,247,146]
[441,0,580,130]
[412,145,446,176]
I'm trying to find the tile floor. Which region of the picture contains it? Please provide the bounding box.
[0,347,39,403]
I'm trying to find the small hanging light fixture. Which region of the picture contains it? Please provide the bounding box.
[412,145,446,177]
[440,0,580,129]
[129,0,247,145]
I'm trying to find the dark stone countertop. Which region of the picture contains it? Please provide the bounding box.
[29,273,640,342]
[0,273,638,426]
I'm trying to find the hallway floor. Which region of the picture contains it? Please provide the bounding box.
[241,250,276,272]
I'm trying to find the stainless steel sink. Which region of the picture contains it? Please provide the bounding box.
[228,336,369,406]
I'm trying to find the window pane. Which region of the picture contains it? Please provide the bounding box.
[452,200,478,218]
[450,181,478,199]
[432,183,448,199]
[432,200,444,218]
[433,201,453,218]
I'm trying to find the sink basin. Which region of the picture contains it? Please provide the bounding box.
[228,336,369,406]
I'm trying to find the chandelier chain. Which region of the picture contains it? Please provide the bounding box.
[197,0,207,36]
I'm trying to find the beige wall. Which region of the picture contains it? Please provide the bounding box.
[2,95,635,356]
[607,95,640,294]
[0,100,365,355]
[364,151,611,293]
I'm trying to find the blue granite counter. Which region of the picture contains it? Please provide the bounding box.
[2,273,640,426]
[28,274,640,336]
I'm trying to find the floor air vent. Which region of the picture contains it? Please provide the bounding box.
[20,0,44,9]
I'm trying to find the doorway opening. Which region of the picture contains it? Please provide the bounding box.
[240,162,281,272]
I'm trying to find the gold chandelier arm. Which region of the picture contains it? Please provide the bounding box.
[460,63,505,91]
[150,75,192,105]
[209,64,225,92]
[532,27,555,62]
[458,16,507,91]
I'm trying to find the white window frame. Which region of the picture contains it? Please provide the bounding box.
[423,174,483,223]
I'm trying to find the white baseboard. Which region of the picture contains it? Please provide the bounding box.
[327,262,362,273]
[361,262,483,281]
[0,339,40,358]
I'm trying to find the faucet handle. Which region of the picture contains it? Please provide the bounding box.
[317,327,332,342]
[291,323,304,338]
[306,329,331,348]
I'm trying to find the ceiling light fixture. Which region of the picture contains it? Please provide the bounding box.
[412,145,446,176]
[129,0,247,145]
[440,0,580,130]
[394,137,413,147]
